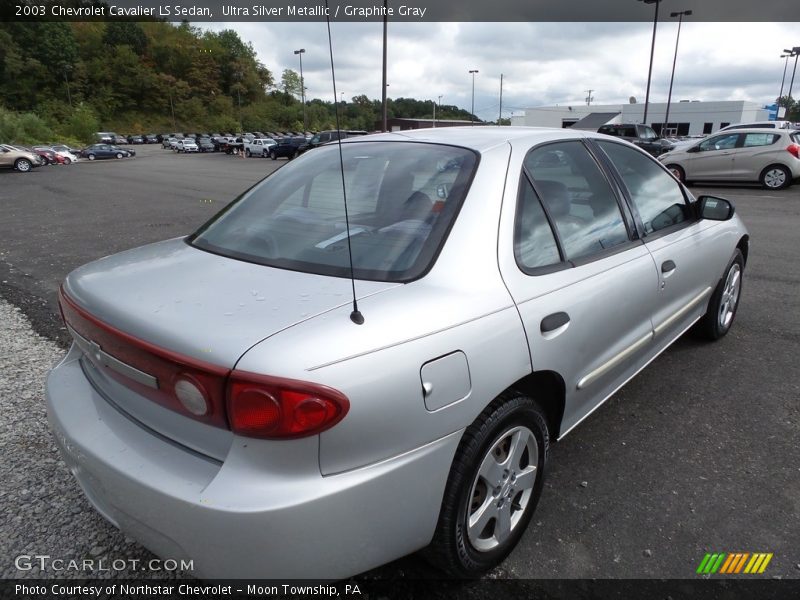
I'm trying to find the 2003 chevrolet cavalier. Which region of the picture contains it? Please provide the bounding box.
[47,127,748,578]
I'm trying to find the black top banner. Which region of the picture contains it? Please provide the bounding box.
[3,0,800,22]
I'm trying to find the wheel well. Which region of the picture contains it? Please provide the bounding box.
[737,234,749,267]
[508,370,566,441]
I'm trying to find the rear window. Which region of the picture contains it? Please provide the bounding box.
[599,126,636,138]
[190,141,478,282]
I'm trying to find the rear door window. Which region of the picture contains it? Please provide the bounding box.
[742,133,780,147]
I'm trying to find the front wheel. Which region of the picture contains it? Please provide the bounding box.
[15,158,32,172]
[270,150,277,160]
[63,157,72,165]
[760,164,791,190]
[425,392,549,577]
[696,249,744,341]
[666,164,685,184]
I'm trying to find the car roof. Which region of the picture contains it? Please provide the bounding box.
[340,126,593,153]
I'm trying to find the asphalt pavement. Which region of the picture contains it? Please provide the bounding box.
[0,144,798,580]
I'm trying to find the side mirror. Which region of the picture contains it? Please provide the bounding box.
[698,195,735,221]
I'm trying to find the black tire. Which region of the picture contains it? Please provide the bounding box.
[759,164,791,190]
[425,392,549,577]
[292,149,300,159]
[115,152,123,159]
[270,150,277,160]
[245,148,251,157]
[87,154,96,161]
[696,249,744,341]
[63,157,71,165]
[666,164,685,184]
[14,158,32,172]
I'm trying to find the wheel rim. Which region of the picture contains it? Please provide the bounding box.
[763,168,787,188]
[466,425,538,552]
[88,155,95,160]
[17,160,31,172]
[718,263,741,329]
[668,166,683,181]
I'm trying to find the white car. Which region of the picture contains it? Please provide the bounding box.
[245,138,277,157]
[51,147,79,164]
[176,139,198,153]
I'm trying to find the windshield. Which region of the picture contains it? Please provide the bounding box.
[191,141,478,282]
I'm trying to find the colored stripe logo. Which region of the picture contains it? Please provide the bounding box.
[696,552,773,574]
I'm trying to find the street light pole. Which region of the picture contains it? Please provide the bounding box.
[469,69,478,125]
[381,0,388,132]
[779,53,791,105]
[639,0,662,126]
[294,49,306,132]
[499,73,504,124]
[63,66,72,108]
[432,99,436,128]
[784,47,800,110]
[663,9,692,138]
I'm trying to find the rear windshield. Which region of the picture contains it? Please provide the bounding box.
[190,141,478,282]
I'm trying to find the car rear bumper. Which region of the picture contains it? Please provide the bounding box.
[46,345,460,579]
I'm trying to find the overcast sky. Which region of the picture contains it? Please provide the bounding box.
[204,22,799,121]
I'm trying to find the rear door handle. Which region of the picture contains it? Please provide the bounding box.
[541,312,570,334]
[661,260,677,273]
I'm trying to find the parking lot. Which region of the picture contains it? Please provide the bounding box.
[0,143,798,580]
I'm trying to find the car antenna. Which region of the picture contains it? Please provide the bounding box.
[324,1,364,325]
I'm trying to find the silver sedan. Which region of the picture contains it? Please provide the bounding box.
[47,127,748,579]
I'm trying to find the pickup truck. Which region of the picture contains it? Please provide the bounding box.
[216,137,245,155]
[597,124,675,157]
[244,138,277,157]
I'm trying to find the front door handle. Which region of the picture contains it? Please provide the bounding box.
[661,260,677,273]
[541,312,570,334]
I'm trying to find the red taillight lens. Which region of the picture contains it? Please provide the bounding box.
[787,143,800,159]
[227,372,350,439]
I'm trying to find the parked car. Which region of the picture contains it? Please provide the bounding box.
[80,144,135,160]
[298,129,369,154]
[597,123,674,157]
[269,136,307,159]
[175,139,199,153]
[659,127,800,189]
[50,147,79,164]
[162,136,176,149]
[196,137,215,152]
[718,120,796,132]
[113,135,128,145]
[244,137,276,157]
[31,147,61,165]
[47,127,748,579]
[94,132,117,143]
[46,145,79,164]
[0,144,41,172]
[127,135,145,144]
[145,134,159,144]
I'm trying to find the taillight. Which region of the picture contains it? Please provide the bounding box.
[787,143,800,159]
[227,371,350,439]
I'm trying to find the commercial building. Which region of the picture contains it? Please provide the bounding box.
[510,100,773,136]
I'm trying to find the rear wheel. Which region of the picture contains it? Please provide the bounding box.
[760,164,791,190]
[425,392,548,577]
[245,148,251,157]
[115,152,123,159]
[666,164,685,184]
[696,249,744,341]
[270,150,277,160]
[87,154,96,161]
[14,158,32,172]
[63,157,72,165]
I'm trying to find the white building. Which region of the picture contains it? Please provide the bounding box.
[510,100,772,136]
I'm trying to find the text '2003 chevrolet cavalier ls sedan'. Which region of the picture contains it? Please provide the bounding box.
[47,127,748,579]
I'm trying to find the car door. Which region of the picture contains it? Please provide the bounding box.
[499,139,661,437]
[0,147,10,167]
[729,132,781,180]
[686,133,741,179]
[594,140,735,343]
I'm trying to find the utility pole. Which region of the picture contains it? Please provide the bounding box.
[381,0,388,132]
[499,74,504,124]
[432,99,436,128]
[294,49,306,132]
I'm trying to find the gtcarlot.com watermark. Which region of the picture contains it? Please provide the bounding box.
[14,554,193,573]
